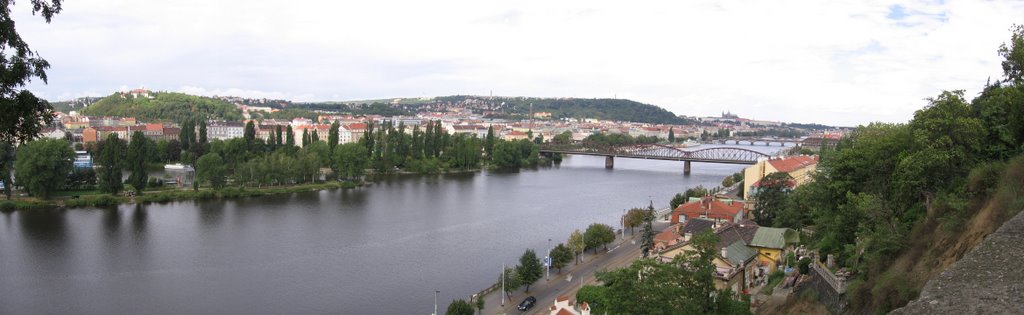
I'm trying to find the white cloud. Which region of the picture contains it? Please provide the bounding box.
[13,0,1024,126]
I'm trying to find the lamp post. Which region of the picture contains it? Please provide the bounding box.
[622,209,626,239]
[433,290,439,315]
[546,238,552,281]
[501,263,505,307]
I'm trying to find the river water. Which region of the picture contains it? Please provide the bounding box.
[0,145,783,314]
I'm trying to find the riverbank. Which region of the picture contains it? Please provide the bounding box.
[0,181,363,212]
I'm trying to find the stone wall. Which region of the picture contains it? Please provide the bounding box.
[891,210,1024,315]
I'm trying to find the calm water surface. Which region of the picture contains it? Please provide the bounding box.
[0,145,782,314]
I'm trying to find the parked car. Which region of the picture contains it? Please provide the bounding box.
[517,296,536,311]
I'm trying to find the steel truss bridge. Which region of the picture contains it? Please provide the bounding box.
[539,142,770,174]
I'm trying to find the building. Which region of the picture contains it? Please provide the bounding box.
[742,155,818,200]
[659,222,761,293]
[548,296,591,315]
[342,123,367,144]
[653,218,716,252]
[670,196,745,225]
[208,122,245,140]
[82,126,127,143]
[503,130,529,141]
[748,227,799,273]
[73,151,93,169]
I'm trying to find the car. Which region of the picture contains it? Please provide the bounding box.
[516,296,536,311]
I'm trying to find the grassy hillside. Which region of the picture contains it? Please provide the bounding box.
[80,92,243,122]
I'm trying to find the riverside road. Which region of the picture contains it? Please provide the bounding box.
[484,220,671,315]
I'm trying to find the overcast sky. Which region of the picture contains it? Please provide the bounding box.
[15,0,1024,126]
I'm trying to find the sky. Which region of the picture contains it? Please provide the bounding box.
[14,0,1024,126]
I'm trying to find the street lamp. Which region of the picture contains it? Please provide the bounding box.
[546,238,552,281]
[501,263,505,307]
[622,209,626,239]
[433,290,439,315]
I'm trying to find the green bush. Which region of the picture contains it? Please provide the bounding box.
[0,201,15,212]
[798,257,811,275]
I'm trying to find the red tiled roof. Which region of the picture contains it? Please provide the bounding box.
[655,228,680,243]
[673,197,743,222]
[344,123,367,131]
[556,296,570,302]
[555,309,575,315]
[767,155,817,173]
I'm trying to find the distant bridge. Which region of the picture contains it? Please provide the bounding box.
[710,137,803,146]
[539,142,770,175]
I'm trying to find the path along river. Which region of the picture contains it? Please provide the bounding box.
[0,144,783,314]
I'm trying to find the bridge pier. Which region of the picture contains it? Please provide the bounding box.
[605,156,614,169]
[684,161,691,175]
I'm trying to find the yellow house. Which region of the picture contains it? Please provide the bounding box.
[743,155,818,200]
[748,227,799,273]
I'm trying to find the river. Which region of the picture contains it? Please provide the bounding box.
[0,144,784,314]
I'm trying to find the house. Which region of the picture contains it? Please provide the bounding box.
[743,155,818,200]
[748,227,799,273]
[659,222,760,293]
[653,218,716,252]
[670,196,745,225]
[549,295,591,315]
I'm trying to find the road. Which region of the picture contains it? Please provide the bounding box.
[480,220,670,315]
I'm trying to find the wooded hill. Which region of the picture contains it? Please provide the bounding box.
[80,92,243,122]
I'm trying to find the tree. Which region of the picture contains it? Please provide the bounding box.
[684,185,709,198]
[624,208,647,234]
[576,285,611,315]
[179,120,194,150]
[14,138,73,199]
[275,125,284,147]
[333,143,369,180]
[126,131,149,193]
[668,127,675,142]
[244,120,256,149]
[640,204,656,258]
[722,175,735,187]
[484,126,495,158]
[501,266,521,301]
[550,243,573,272]
[0,142,14,199]
[516,249,543,292]
[998,24,1024,85]
[198,120,208,144]
[753,172,792,227]
[670,193,688,210]
[0,0,62,144]
[196,153,227,189]
[328,121,340,152]
[474,295,484,315]
[568,229,585,264]
[445,299,474,315]
[286,125,295,147]
[584,223,616,252]
[97,133,126,195]
[491,140,522,169]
